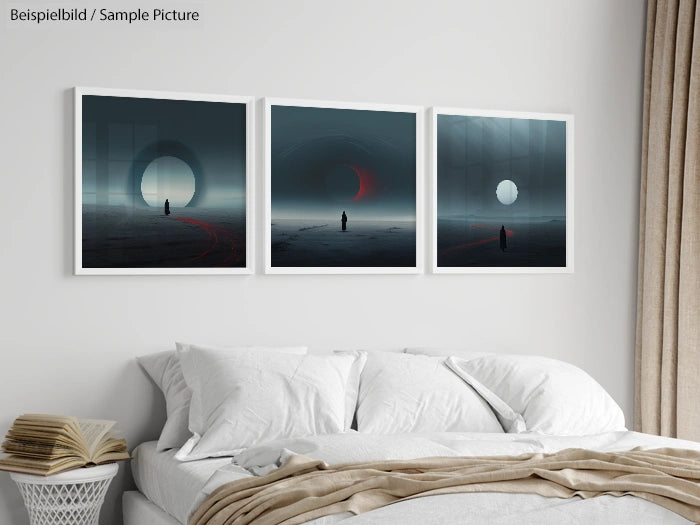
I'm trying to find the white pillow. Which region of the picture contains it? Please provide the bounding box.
[137,344,307,451]
[137,350,192,451]
[405,347,493,359]
[446,355,626,436]
[356,352,503,434]
[175,345,366,461]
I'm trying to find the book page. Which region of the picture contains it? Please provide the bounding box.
[0,452,86,476]
[77,419,115,457]
[15,414,75,426]
[4,415,81,454]
[93,436,129,461]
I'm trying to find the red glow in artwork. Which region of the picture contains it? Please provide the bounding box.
[440,224,514,257]
[349,165,376,201]
[175,216,242,266]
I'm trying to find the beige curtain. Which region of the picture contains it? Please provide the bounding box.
[636,0,699,440]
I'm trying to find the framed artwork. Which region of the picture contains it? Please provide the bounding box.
[264,98,423,274]
[75,87,254,274]
[431,108,574,273]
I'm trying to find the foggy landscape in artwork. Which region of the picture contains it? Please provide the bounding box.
[270,105,417,268]
[82,203,246,268]
[271,219,416,268]
[436,114,567,268]
[81,95,246,268]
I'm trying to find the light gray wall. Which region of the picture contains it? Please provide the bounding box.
[0,1,646,523]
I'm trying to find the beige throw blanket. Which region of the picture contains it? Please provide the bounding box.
[190,448,700,525]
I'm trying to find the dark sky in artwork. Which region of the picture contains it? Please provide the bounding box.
[271,105,416,221]
[437,115,567,219]
[82,95,246,208]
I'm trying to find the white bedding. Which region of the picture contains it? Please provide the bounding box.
[304,492,694,525]
[124,491,182,525]
[232,429,700,473]
[130,432,700,525]
[130,441,250,524]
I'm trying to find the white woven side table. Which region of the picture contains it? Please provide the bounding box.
[10,463,118,525]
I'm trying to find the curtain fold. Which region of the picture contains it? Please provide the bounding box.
[636,0,699,441]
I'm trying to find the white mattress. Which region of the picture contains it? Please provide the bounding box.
[123,491,180,525]
[125,488,694,525]
[306,492,693,525]
[129,432,700,525]
[130,441,250,524]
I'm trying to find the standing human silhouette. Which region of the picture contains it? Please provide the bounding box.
[499,225,507,252]
[341,211,347,231]
[164,199,170,216]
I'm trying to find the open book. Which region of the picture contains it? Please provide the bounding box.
[0,414,130,476]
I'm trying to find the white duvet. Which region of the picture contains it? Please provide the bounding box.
[178,430,700,525]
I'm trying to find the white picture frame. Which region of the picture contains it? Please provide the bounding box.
[431,107,574,274]
[75,87,254,275]
[264,97,424,274]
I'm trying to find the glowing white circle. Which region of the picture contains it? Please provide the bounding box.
[496,179,518,205]
[141,156,195,207]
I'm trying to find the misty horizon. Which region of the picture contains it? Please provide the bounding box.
[437,114,567,220]
[82,95,246,209]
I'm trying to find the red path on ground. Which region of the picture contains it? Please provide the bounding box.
[440,224,514,257]
[175,216,242,267]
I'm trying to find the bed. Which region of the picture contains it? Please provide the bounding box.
[125,344,700,525]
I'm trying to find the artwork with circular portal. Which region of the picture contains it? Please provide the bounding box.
[496,179,518,205]
[140,156,196,208]
[77,88,252,274]
[267,99,421,273]
[434,109,572,272]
